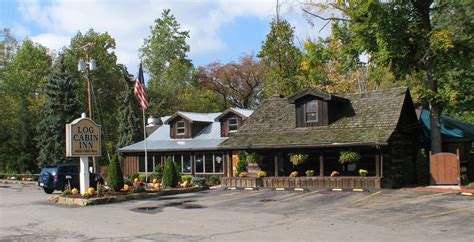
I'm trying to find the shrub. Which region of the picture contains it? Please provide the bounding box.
[107,155,124,191]
[339,151,361,164]
[162,157,179,188]
[305,170,314,177]
[236,155,248,177]
[359,169,368,177]
[154,164,164,182]
[131,173,140,181]
[257,171,267,178]
[182,175,193,184]
[139,174,147,183]
[209,176,220,185]
[191,177,206,186]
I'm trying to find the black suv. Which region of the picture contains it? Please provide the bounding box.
[38,163,102,194]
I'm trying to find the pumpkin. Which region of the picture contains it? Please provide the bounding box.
[134,178,140,183]
[182,181,188,188]
[87,187,95,196]
[123,184,129,192]
[152,178,158,184]
[71,188,79,195]
[154,183,161,189]
[290,171,298,177]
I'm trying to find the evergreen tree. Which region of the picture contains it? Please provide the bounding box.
[116,64,143,150]
[258,18,303,98]
[139,9,194,116]
[107,154,124,191]
[162,157,179,188]
[36,59,80,167]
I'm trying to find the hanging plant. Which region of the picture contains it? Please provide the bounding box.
[289,153,308,166]
[339,151,361,164]
[245,152,262,164]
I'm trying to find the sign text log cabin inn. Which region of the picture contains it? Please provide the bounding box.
[66,116,101,157]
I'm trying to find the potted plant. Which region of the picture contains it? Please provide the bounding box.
[289,153,308,166]
[339,151,361,173]
[305,170,314,177]
[359,169,368,177]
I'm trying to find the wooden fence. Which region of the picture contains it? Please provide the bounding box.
[220,176,381,189]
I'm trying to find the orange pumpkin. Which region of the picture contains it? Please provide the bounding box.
[123,184,129,192]
[87,187,95,196]
[182,181,188,188]
[152,178,158,184]
[154,183,161,189]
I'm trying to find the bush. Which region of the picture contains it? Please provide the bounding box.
[236,153,248,177]
[154,164,164,182]
[162,157,179,188]
[257,171,267,178]
[182,175,193,184]
[190,177,206,186]
[139,174,147,183]
[131,173,140,181]
[209,176,220,185]
[107,155,124,191]
[305,170,314,177]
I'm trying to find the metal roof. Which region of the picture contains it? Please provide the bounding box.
[119,112,229,153]
[231,108,254,118]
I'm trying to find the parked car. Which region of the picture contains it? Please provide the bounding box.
[38,163,102,194]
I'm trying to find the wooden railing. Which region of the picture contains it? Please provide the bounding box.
[221,176,381,189]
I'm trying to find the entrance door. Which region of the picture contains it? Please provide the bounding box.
[430,152,460,185]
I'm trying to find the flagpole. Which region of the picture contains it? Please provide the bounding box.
[142,109,148,187]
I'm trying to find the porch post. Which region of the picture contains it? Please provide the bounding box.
[227,152,232,177]
[319,153,324,176]
[191,153,195,176]
[223,151,228,177]
[274,153,279,177]
[375,151,380,177]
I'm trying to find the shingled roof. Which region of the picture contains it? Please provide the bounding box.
[219,87,412,149]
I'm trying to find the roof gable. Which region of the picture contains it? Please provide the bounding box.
[214,108,254,121]
[288,87,348,103]
[165,111,219,124]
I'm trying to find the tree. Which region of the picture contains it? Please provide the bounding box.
[303,0,474,153]
[36,58,80,167]
[116,64,143,150]
[62,29,126,161]
[107,154,124,191]
[258,18,303,97]
[140,9,194,116]
[196,54,264,109]
[162,157,179,188]
[0,28,18,70]
[0,39,52,172]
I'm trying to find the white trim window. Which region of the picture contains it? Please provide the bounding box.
[176,121,185,135]
[228,117,238,132]
[305,99,318,123]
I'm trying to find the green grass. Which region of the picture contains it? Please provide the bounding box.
[468,182,474,187]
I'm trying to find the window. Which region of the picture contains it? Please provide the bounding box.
[195,153,204,173]
[138,156,145,172]
[176,121,185,135]
[228,117,238,132]
[205,153,213,173]
[182,154,191,173]
[214,154,224,173]
[305,100,318,123]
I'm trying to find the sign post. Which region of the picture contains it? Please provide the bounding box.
[66,113,101,194]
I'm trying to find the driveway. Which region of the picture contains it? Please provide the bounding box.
[0,182,472,241]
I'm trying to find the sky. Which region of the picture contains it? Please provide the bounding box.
[0,0,332,75]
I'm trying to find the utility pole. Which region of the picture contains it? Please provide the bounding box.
[78,42,99,174]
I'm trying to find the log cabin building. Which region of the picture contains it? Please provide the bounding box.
[118,108,253,180]
[219,87,421,189]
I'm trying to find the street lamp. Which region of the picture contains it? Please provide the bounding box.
[78,56,99,173]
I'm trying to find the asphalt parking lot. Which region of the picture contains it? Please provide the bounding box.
[0,182,473,241]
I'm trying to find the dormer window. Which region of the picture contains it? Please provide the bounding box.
[228,117,238,132]
[305,100,318,123]
[176,121,185,135]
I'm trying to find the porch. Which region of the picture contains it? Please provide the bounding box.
[220,176,381,189]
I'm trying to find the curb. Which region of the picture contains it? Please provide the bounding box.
[0,179,38,185]
[51,187,207,206]
[460,192,473,196]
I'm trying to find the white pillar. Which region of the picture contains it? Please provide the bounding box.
[80,156,90,194]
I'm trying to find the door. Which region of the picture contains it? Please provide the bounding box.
[430,152,460,185]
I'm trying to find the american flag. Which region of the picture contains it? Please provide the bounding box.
[134,63,148,110]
